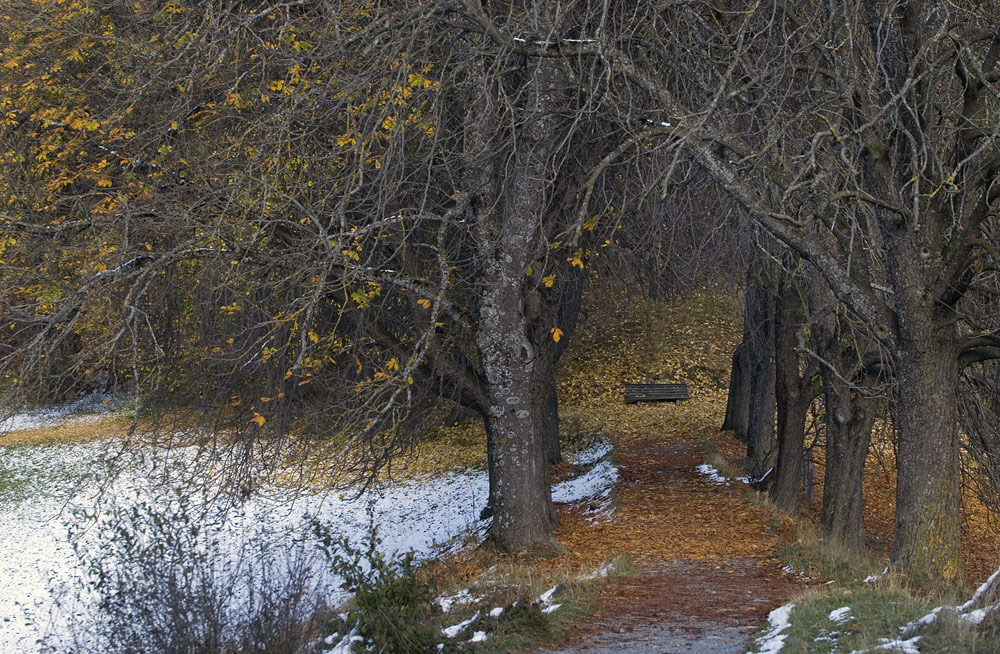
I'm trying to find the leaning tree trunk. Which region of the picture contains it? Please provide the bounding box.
[769,275,814,514]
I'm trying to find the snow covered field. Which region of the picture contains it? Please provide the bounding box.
[0,411,617,653]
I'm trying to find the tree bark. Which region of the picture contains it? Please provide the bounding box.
[722,340,750,439]
[891,327,962,585]
[468,60,563,555]
[821,371,876,556]
[769,275,814,514]
[543,376,561,465]
[745,265,777,483]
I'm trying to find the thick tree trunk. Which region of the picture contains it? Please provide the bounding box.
[821,372,875,555]
[891,330,962,585]
[722,341,750,439]
[467,59,563,555]
[769,277,813,514]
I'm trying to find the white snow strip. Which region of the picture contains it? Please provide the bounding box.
[489,606,504,618]
[580,561,615,580]
[0,394,114,433]
[442,611,479,638]
[542,603,562,614]
[1,425,618,652]
[568,441,612,466]
[900,606,942,637]
[696,463,729,485]
[536,585,559,606]
[828,606,852,623]
[322,626,360,654]
[551,460,617,503]
[469,631,488,643]
[863,567,889,583]
[847,636,921,654]
[754,602,795,654]
[959,564,1000,612]
[436,588,476,613]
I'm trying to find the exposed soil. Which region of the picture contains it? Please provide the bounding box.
[538,437,808,653]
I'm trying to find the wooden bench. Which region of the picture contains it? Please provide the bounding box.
[624,382,690,403]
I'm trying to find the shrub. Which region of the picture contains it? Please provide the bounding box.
[314,518,439,654]
[43,488,330,654]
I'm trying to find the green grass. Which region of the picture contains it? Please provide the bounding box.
[747,526,1000,653]
[413,554,635,653]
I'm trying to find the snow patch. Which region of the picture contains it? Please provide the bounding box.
[847,636,921,654]
[469,630,488,643]
[863,567,889,583]
[551,460,617,503]
[567,441,613,466]
[580,561,615,580]
[322,626,361,654]
[441,611,479,638]
[696,463,749,487]
[436,588,478,613]
[828,606,852,623]
[753,602,795,654]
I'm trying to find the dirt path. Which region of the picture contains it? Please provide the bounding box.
[539,439,806,653]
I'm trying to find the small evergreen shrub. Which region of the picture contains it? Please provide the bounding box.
[314,518,439,653]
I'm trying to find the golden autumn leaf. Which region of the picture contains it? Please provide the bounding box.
[417,298,431,309]
[251,413,266,426]
[551,327,564,342]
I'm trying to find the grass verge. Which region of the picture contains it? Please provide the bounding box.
[746,525,1000,653]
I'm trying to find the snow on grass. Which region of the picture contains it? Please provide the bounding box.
[846,636,921,654]
[0,393,122,434]
[829,606,853,623]
[0,434,615,654]
[435,588,479,613]
[751,602,795,654]
[551,459,617,503]
[580,561,615,580]
[567,440,613,465]
[536,585,559,605]
[696,463,748,487]
[863,567,889,583]
[441,611,479,638]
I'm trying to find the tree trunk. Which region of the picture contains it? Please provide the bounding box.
[543,376,561,465]
[467,59,563,555]
[722,341,750,439]
[821,371,875,555]
[891,329,962,585]
[745,266,777,483]
[769,276,813,514]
